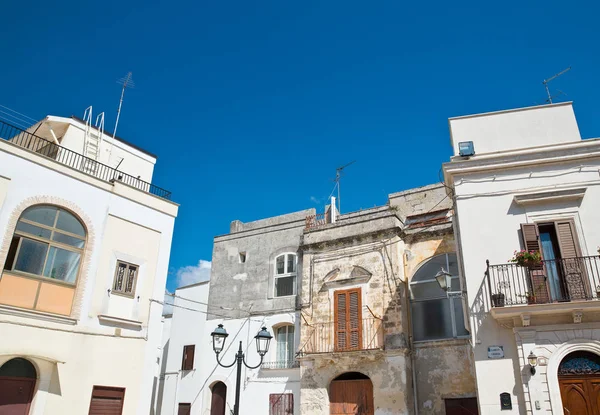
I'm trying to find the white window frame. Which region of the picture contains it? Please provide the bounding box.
[274,324,295,365]
[409,253,469,342]
[274,253,297,298]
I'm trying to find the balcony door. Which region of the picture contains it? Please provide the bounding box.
[334,288,362,352]
[521,219,587,303]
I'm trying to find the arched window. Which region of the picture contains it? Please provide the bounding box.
[0,358,37,378]
[274,253,296,297]
[275,325,295,366]
[410,253,469,341]
[3,205,86,284]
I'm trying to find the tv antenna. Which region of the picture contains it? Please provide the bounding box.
[542,66,570,104]
[334,160,356,214]
[113,72,135,139]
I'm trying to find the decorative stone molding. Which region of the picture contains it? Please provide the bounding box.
[573,310,583,324]
[0,196,95,320]
[521,314,531,327]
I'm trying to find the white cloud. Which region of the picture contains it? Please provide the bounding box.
[310,196,321,204]
[176,259,211,288]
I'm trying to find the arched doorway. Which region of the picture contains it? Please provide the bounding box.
[558,351,600,415]
[0,358,37,415]
[210,381,227,415]
[329,372,374,415]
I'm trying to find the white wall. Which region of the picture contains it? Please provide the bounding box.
[157,281,301,414]
[447,140,600,414]
[449,103,581,156]
[0,141,176,415]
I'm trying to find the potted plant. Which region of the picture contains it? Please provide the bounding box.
[492,282,508,307]
[596,285,600,299]
[510,250,542,269]
[525,292,536,305]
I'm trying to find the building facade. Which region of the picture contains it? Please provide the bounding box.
[298,186,477,415]
[444,102,600,415]
[0,115,177,414]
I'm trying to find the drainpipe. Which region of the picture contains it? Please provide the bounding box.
[404,251,419,415]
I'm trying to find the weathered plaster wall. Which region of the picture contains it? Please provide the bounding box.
[300,351,410,415]
[414,340,477,415]
[208,209,314,319]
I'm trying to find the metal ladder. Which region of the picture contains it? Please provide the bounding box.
[82,106,104,174]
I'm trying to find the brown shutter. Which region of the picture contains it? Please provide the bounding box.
[520,224,549,304]
[88,386,125,415]
[211,382,227,415]
[270,393,293,415]
[334,288,362,351]
[178,403,191,415]
[181,345,195,371]
[554,219,588,300]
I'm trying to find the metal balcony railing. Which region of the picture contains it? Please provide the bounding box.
[486,256,600,307]
[300,318,383,354]
[261,360,300,370]
[0,120,172,200]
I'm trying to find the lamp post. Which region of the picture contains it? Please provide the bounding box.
[528,351,538,375]
[211,324,272,415]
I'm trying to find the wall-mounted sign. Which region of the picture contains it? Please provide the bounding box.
[500,392,512,410]
[488,346,504,359]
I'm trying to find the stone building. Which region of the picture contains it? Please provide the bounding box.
[298,185,477,415]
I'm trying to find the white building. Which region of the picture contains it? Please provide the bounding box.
[443,102,600,415]
[156,212,307,415]
[0,113,178,414]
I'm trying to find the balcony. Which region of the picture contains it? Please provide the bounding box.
[299,318,383,355]
[261,360,300,370]
[305,212,328,230]
[0,120,172,200]
[485,256,600,323]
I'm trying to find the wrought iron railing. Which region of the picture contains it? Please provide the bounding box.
[261,360,300,370]
[305,212,327,230]
[0,120,172,200]
[300,318,383,354]
[486,256,600,307]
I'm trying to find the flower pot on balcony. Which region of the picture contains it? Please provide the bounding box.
[492,293,505,307]
[517,259,542,269]
[526,294,536,305]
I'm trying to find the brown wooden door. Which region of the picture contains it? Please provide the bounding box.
[444,398,479,415]
[334,288,362,352]
[329,379,374,415]
[559,378,599,415]
[210,382,227,415]
[178,403,191,415]
[0,377,35,415]
[88,386,125,415]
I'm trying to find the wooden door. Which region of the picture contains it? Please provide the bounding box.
[178,403,191,415]
[334,288,362,352]
[559,377,600,415]
[329,379,374,415]
[88,386,125,415]
[0,377,35,415]
[210,382,227,415]
[444,398,479,415]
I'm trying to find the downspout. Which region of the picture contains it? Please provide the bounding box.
[404,251,419,415]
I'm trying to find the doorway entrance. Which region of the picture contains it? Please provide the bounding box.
[0,358,37,415]
[210,381,227,415]
[558,351,600,415]
[329,372,374,415]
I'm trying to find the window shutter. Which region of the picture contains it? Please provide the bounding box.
[334,288,362,351]
[182,345,195,371]
[554,220,581,258]
[520,224,549,304]
[178,403,191,415]
[554,219,588,300]
[270,393,293,415]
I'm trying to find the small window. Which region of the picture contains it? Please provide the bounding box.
[270,393,294,415]
[275,325,295,365]
[274,253,296,297]
[239,252,247,263]
[178,403,191,415]
[88,386,125,415]
[181,345,195,371]
[112,261,138,297]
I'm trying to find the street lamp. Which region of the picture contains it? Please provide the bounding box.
[528,351,538,375]
[211,324,273,415]
[435,269,453,292]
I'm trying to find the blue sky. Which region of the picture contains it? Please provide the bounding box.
[1,1,599,291]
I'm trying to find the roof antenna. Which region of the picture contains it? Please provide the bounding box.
[113,72,134,139]
[334,160,356,214]
[542,66,570,104]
